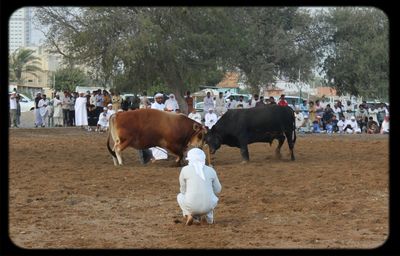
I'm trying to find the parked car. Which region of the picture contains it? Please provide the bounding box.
[9,92,35,112]
[195,101,205,121]
[273,96,304,110]
[224,93,251,103]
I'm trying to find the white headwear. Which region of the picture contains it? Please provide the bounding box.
[155,93,163,98]
[185,148,206,181]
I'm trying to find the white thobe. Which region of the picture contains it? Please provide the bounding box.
[295,112,304,128]
[97,112,109,127]
[177,165,221,217]
[74,96,88,126]
[203,96,214,113]
[38,99,49,118]
[150,103,168,160]
[205,112,218,129]
[189,112,202,124]
[164,99,179,112]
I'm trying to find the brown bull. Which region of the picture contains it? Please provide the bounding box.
[107,109,207,166]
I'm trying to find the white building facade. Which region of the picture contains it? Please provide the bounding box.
[9,7,33,53]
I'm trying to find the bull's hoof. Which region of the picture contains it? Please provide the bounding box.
[240,160,249,164]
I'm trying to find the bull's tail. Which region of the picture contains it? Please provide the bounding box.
[107,131,117,158]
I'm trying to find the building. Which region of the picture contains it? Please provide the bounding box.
[9,7,33,53]
[215,72,241,94]
[14,45,62,98]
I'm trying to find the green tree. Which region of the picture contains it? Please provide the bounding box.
[9,48,42,87]
[54,67,89,92]
[226,7,318,93]
[317,7,389,100]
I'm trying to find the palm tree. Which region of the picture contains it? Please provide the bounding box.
[9,48,43,87]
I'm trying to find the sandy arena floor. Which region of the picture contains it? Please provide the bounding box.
[8,128,389,249]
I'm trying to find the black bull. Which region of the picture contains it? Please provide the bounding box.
[205,105,296,162]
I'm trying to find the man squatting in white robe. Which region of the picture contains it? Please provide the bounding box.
[177,148,222,225]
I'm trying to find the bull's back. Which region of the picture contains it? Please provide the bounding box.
[218,106,294,133]
[114,109,192,148]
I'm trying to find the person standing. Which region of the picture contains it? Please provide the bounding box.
[53,94,63,127]
[38,94,49,127]
[9,92,18,128]
[95,89,104,115]
[164,94,180,112]
[151,93,166,111]
[226,95,237,110]
[185,91,194,114]
[74,92,88,129]
[203,91,214,113]
[140,91,151,109]
[247,94,259,108]
[62,91,71,127]
[177,148,222,225]
[214,92,227,116]
[102,90,111,107]
[15,93,21,126]
[112,91,123,111]
[277,94,288,107]
[34,92,43,128]
[149,93,168,161]
[69,92,77,126]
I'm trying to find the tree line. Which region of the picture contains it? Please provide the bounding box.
[11,7,389,106]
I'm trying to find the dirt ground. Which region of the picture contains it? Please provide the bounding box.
[8,128,389,249]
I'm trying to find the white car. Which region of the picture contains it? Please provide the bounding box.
[9,92,35,112]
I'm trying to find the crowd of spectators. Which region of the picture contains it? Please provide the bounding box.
[294,99,389,135]
[9,88,389,135]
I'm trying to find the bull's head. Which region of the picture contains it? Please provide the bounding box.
[204,129,222,154]
[189,123,207,148]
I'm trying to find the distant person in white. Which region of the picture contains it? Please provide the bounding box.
[164,93,180,112]
[177,148,222,225]
[74,92,88,128]
[344,116,361,134]
[38,94,50,127]
[214,92,227,117]
[96,107,109,132]
[9,92,18,128]
[188,108,202,124]
[205,108,218,129]
[337,116,347,133]
[380,115,389,134]
[151,93,166,111]
[149,93,168,161]
[203,91,214,113]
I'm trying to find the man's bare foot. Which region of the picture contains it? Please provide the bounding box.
[185,214,193,226]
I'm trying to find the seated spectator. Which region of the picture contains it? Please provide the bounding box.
[205,108,218,129]
[312,116,322,133]
[188,108,202,124]
[380,116,389,134]
[337,116,347,134]
[96,107,109,132]
[343,116,361,134]
[299,115,312,133]
[325,120,333,134]
[367,116,380,134]
[331,115,339,133]
[294,108,304,130]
